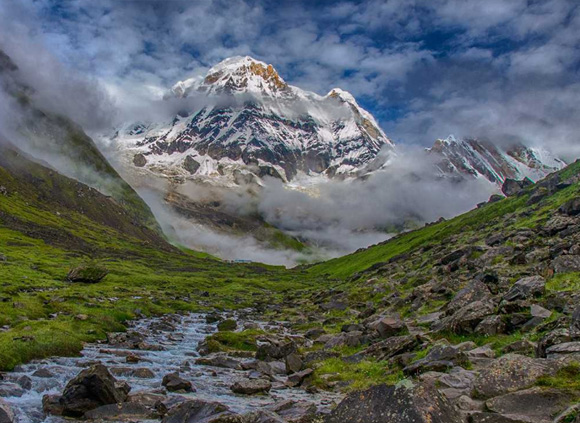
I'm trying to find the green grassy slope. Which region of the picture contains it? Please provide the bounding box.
[309,160,580,279]
[0,145,326,370]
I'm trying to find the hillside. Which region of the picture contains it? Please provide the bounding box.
[0,144,326,370]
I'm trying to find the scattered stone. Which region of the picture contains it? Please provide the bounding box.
[369,315,407,338]
[84,402,159,421]
[161,399,231,423]
[545,342,580,358]
[32,368,54,378]
[0,399,14,423]
[503,276,545,301]
[485,387,576,423]
[42,394,64,416]
[559,197,580,216]
[473,354,556,399]
[286,369,313,387]
[58,364,130,417]
[475,315,506,336]
[304,327,325,340]
[162,372,194,393]
[230,378,272,395]
[285,352,303,374]
[0,382,25,397]
[552,255,580,273]
[268,400,317,423]
[195,353,242,370]
[530,304,552,319]
[256,338,296,361]
[502,178,534,197]
[324,381,462,423]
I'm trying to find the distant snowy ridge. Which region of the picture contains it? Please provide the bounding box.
[427,135,566,184]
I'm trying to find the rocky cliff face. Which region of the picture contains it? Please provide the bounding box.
[112,56,393,184]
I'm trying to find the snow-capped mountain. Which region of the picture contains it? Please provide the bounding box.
[428,136,566,184]
[113,56,392,184]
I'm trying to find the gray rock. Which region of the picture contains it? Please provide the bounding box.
[324,381,462,423]
[267,400,317,423]
[571,306,580,337]
[546,342,580,358]
[530,304,552,318]
[360,335,419,361]
[58,364,130,417]
[230,378,272,395]
[433,299,495,334]
[285,352,303,374]
[368,315,406,338]
[485,387,576,423]
[503,276,545,301]
[559,198,580,216]
[304,327,325,340]
[256,338,296,361]
[502,178,533,197]
[162,372,194,393]
[286,369,313,387]
[473,354,556,399]
[0,399,14,423]
[84,402,159,421]
[552,255,580,273]
[161,399,231,423]
[243,410,285,423]
[195,353,242,370]
[446,280,491,315]
[0,382,25,397]
[475,315,506,336]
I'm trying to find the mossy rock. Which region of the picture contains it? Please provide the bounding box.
[217,319,237,332]
[67,264,109,283]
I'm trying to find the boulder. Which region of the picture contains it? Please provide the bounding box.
[324,381,462,423]
[403,345,467,376]
[368,315,406,338]
[243,411,285,423]
[552,255,580,273]
[502,178,533,197]
[473,354,556,399]
[256,338,296,361]
[161,399,231,423]
[475,315,506,336]
[42,394,64,416]
[162,372,194,393]
[537,329,573,357]
[0,399,14,423]
[67,264,109,283]
[58,364,130,417]
[304,327,325,340]
[286,369,314,387]
[545,342,580,358]
[106,330,146,349]
[360,335,419,361]
[530,304,552,319]
[0,382,25,397]
[446,280,491,315]
[230,378,272,395]
[84,402,159,421]
[433,299,495,334]
[268,400,317,423]
[195,354,242,370]
[285,352,303,374]
[559,198,580,216]
[485,387,576,423]
[503,276,545,301]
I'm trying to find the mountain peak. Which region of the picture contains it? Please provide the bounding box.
[172,55,288,98]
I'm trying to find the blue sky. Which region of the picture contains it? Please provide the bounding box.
[1,0,579,157]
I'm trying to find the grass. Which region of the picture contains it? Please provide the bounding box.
[547,273,580,292]
[536,363,580,391]
[205,329,265,353]
[312,357,405,392]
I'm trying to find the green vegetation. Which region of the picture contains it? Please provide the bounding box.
[205,329,265,353]
[536,363,580,391]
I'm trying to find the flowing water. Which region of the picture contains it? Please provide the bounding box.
[1,313,341,422]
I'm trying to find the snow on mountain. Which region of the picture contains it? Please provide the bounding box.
[112,56,393,185]
[428,135,566,185]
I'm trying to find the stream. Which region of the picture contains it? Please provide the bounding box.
[0,313,342,422]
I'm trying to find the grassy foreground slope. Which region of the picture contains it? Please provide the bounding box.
[309,160,580,279]
[0,145,325,370]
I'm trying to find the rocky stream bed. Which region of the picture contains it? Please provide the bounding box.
[0,313,341,423]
